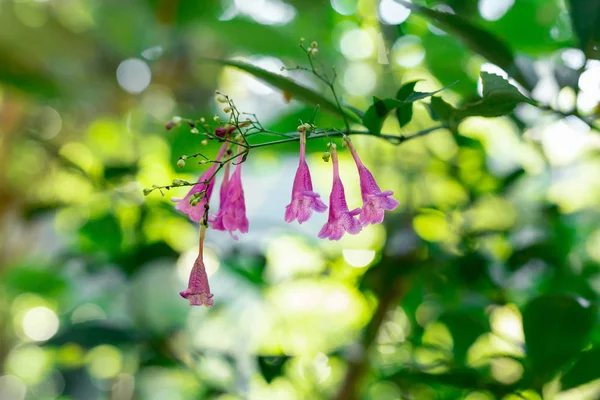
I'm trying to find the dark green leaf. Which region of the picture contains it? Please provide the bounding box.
[79,214,123,255]
[362,98,403,135]
[428,96,455,122]
[567,0,600,59]
[257,356,290,383]
[46,322,139,348]
[395,81,420,128]
[395,0,523,85]
[364,82,455,134]
[523,295,596,380]
[439,310,490,365]
[202,58,361,123]
[562,347,600,390]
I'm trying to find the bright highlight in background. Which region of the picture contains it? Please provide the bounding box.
[22,307,59,342]
[116,58,151,94]
[342,249,376,268]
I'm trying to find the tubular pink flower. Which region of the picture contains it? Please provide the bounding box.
[285,130,327,224]
[209,147,249,238]
[173,141,229,222]
[180,225,214,307]
[208,161,231,231]
[346,137,399,226]
[318,145,362,240]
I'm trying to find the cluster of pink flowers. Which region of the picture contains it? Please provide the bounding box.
[174,132,398,306]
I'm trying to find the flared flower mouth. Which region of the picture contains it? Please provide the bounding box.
[180,225,214,307]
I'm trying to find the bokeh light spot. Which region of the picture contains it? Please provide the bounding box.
[342,249,376,268]
[22,307,59,342]
[116,58,151,94]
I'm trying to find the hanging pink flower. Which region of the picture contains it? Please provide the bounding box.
[285,130,327,224]
[208,161,231,231]
[180,225,214,307]
[209,147,249,238]
[318,144,362,240]
[173,141,229,222]
[345,137,399,226]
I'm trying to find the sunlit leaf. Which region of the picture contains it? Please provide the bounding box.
[523,295,596,381]
[203,58,361,123]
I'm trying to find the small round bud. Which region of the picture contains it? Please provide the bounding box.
[200,117,206,123]
[190,197,199,206]
[200,160,207,165]
[300,37,305,42]
[223,107,232,113]
[143,188,152,196]
[213,115,221,122]
[302,123,312,131]
[297,125,306,133]
[172,179,182,186]
[177,159,186,168]
[165,121,176,130]
[190,127,199,134]
[311,41,318,48]
[215,126,227,137]
[172,116,182,124]
[216,94,228,103]
[311,48,319,56]
[201,139,209,146]
[322,151,331,162]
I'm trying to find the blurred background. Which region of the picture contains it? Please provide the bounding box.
[2,0,600,399]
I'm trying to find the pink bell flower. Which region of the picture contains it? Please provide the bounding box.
[318,144,362,240]
[285,130,327,224]
[209,147,249,238]
[345,137,399,226]
[180,225,214,307]
[173,141,229,223]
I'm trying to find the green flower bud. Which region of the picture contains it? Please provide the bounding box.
[143,188,152,196]
[322,151,331,162]
[177,159,186,168]
[190,127,199,134]
[216,95,228,103]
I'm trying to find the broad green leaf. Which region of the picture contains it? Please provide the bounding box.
[394,0,524,86]
[3,267,67,297]
[561,347,600,390]
[427,73,533,123]
[523,295,596,381]
[459,72,534,118]
[203,58,361,123]
[567,0,600,59]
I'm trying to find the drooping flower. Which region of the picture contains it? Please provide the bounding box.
[285,130,327,224]
[345,137,399,226]
[180,224,214,307]
[208,161,231,231]
[173,141,229,222]
[209,147,249,238]
[318,144,362,240]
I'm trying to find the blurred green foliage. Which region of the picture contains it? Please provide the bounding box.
[2,0,600,400]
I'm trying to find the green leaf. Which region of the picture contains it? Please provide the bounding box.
[561,347,600,390]
[523,295,597,381]
[362,98,403,135]
[395,81,420,128]
[257,356,290,384]
[3,267,67,297]
[395,0,523,85]
[202,58,361,123]
[439,310,490,365]
[364,82,455,134]
[46,322,139,348]
[567,0,600,59]
[428,73,533,123]
[459,72,534,118]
